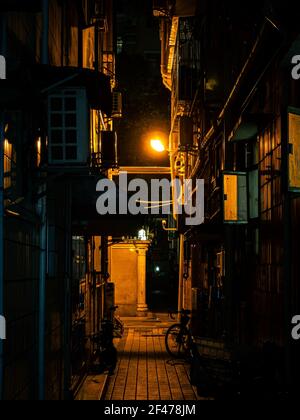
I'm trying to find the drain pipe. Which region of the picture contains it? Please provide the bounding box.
[178,234,185,316]
[38,0,49,401]
[42,0,49,66]
[0,13,7,401]
[38,190,47,401]
[0,115,5,400]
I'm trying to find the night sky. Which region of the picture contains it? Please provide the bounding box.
[116,0,170,167]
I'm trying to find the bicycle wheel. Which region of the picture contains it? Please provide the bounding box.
[165,324,191,358]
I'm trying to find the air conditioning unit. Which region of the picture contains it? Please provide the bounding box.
[112,91,122,118]
[48,88,89,165]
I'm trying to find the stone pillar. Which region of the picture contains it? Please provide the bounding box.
[136,246,149,317]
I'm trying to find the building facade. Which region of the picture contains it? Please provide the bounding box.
[154,0,300,391]
[0,0,118,400]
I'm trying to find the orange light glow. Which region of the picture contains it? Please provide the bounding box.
[150,139,165,153]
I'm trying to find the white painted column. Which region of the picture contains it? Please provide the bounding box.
[136,246,149,317]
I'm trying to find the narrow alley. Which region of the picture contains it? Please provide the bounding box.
[105,316,199,401]
[2,0,300,403]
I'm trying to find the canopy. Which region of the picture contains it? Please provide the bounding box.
[0,64,113,116]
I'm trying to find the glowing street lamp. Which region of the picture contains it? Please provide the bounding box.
[150,139,166,153]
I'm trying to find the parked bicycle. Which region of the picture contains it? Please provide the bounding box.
[165,309,193,359]
[112,307,124,338]
[90,306,124,374]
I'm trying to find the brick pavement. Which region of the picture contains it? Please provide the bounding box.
[104,320,200,401]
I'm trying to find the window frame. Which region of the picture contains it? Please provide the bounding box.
[48,88,89,165]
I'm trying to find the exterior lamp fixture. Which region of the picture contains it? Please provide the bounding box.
[138,229,147,241]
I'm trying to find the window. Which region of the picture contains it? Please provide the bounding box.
[3,124,16,191]
[82,26,95,70]
[102,52,116,88]
[36,137,42,167]
[48,89,89,164]
[223,172,248,224]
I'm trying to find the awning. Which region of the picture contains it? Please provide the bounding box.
[0,65,113,115]
[228,113,273,142]
[229,117,258,142]
[33,65,113,115]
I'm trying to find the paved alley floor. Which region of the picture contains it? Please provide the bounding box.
[104,315,200,401]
